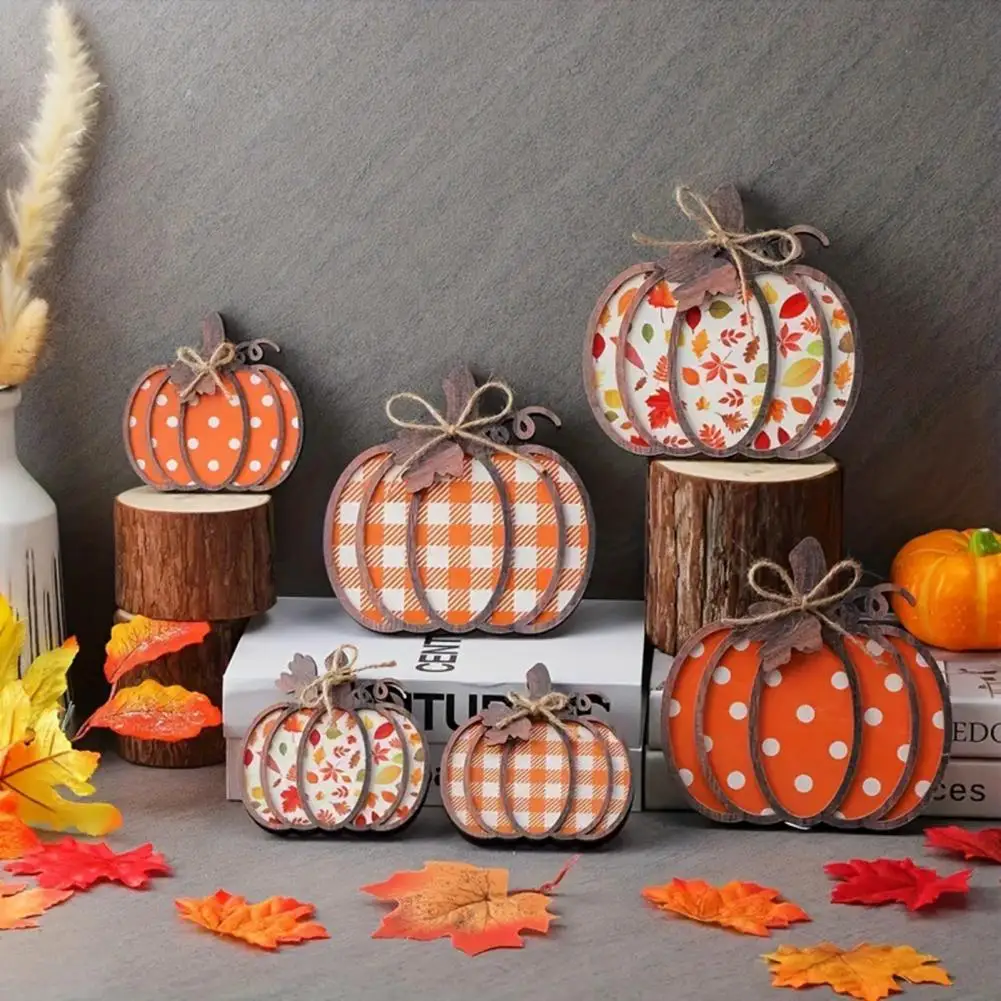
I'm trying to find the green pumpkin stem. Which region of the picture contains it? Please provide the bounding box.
[968,528,1001,557]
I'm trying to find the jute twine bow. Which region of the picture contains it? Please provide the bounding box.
[633,185,806,341]
[493,688,572,735]
[298,644,397,717]
[175,340,237,401]
[722,556,864,638]
[385,380,530,473]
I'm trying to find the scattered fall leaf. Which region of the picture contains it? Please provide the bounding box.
[778,324,803,357]
[721,412,748,434]
[642,878,809,937]
[0,791,41,860]
[719,326,744,347]
[720,388,745,408]
[743,335,760,363]
[761,282,779,305]
[603,389,622,410]
[645,388,676,429]
[591,331,605,360]
[701,352,736,383]
[832,307,849,328]
[779,292,809,319]
[647,281,675,309]
[7,838,171,890]
[764,942,951,1001]
[696,396,711,411]
[0,881,73,930]
[83,680,221,742]
[698,425,726,450]
[597,303,610,327]
[616,288,637,316]
[682,367,700,386]
[103,616,210,685]
[175,889,329,950]
[768,398,788,422]
[834,360,853,391]
[813,417,835,439]
[791,396,815,415]
[925,825,1001,864]
[692,328,710,359]
[362,858,576,956]
[652,354,670,382]
[782,357,821,388]
[825,859,970,911]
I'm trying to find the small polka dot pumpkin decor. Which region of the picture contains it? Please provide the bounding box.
[324,366,594,634]
[124,312,303,491]
[584,184,861,459]
[241,646,430,835]
[441,663,633,843]
[662,537,950,830]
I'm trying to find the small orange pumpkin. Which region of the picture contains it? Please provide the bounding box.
[891,528,1001,651]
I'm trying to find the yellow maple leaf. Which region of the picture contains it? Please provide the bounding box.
[764,942,951,1001]
[0,707,121,836]
[0,597,26,689]
[692,329,710,360]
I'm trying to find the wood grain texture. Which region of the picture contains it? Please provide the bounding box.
[0,1,994,711]
[114,488,275,620]
[112,610,244,768]
[646,459,842,654]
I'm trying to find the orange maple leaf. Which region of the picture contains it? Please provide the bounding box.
[698,424,727,450]
[0,881,73,929]
[103,617,210,685]
[362,859,575,956]
[84,680,221,741]
[764,942,951,1000]
[175,889,329,951]
[833,360,852,391]
[616,288,638,316]
[647,281,676,309]
[768,398,788,423]
[0,793,41,861]
[642,878,809,937]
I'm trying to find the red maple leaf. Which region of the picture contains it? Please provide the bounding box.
[812,417,835,439]
[698,424,726,450]
[777,323,802,358]
[6,838,171,891]
[926,825,1001,864]
[700,353,736,383]
[647,281,676,309]
[824,859,971,911]
[646,388,676,429]
[280,786,302,814]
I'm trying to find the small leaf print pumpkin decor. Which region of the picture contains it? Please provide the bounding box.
[241,646,430,835]
[324,366,594,634]
[124,312,303,491]
[441,663,633,843]
[584,184,861,458]
[661,538,950,830]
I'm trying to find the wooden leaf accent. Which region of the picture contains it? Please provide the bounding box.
[103,617,210,685]
[86,680,222,741]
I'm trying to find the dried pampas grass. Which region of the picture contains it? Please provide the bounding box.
[0,3,99,387]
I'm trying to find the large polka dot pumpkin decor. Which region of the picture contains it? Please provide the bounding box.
[584,184,861,458]
[442,663,633,843]
[124,312,303,491]
[241,646,430,835]
[661,537,950,830]
[324,366,594,634]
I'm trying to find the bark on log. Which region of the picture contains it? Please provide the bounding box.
[646,457,842,655]
[114,488,275,621]
[112,610,245,768]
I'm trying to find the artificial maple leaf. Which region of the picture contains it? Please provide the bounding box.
[645,388,676,429]
[825,859,970,911]
[691,328,710,359]
[834,359,853,391]
[647,281,676,309]
[7,838,170,890]
[642,878,809,937]
[764,943,951,1001]
[103,616,210,685]
[925,825,1001,864]
[0,701,121,837]
[0,881,73,929]
[82,680,221,742]
[0,791,40,860]
[362,858,575,956]
[175,889,329,950]
[0,597,26,688]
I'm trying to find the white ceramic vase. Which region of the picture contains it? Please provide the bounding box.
[0,387,65,675]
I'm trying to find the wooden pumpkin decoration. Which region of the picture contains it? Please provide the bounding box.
[661,538,950,830]
[891,528,1001,651]
[124,312,303,491]
[584,184,861,459]
[441,663,633,842]
[241,646,430,834]
[324,366,594,634]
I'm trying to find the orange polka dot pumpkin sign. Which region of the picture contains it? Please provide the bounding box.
[324,366,594,634]
[662,538,950,830]
[124,312,303,491]
[241,646,430,835]
[584,184,861,459]
[441,663,633,843]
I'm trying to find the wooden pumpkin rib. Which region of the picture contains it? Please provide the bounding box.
[440,720,491,839]
[374,709,430,833]
[261,705,317,832]
[255,367,303,491]
[353,708,409,830]
[232,366,284,489]
[295,706,368,832]
[555,719,613,840]
[123,367,170,488]
[499,720,574,839]
[179,373,250,490]
[241,704,289,833]
[580,719,634,841]
[464,725,517,839]
[582,262,662,455]
[147,370,191,489]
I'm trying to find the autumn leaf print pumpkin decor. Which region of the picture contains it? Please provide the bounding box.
[124,312,303,491]
[324,366,594,634]
[584,184,861,458]
[442,663,633,843]
[241,646,430,835]
[662,538,950,830]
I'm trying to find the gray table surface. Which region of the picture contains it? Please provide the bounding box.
[3,757,991,1000]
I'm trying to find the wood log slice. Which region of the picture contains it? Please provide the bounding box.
[646,457,842,655]
[115,488,275,621]
[112,610,245,768]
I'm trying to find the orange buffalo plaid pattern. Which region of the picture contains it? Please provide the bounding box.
[587,721,632,839]
[443,726,489,837]
[500,722,572,835]
[558,721,611,836]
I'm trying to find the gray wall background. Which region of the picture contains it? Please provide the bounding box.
[0,1,997,709]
